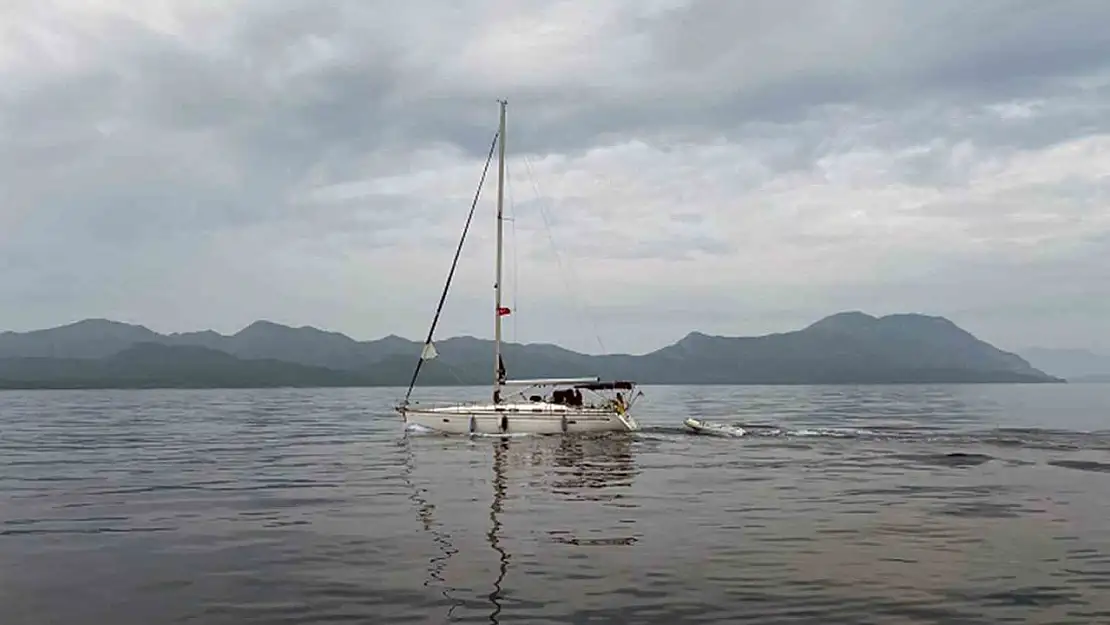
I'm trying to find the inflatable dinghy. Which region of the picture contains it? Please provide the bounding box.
[683,417,746,437]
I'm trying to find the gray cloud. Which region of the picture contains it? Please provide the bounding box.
[1,0,1109,353]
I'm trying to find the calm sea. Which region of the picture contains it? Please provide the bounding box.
[2,384,1110,624]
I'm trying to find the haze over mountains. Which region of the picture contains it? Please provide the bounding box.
[0,311,1061,389]
[1020,348,1110,382]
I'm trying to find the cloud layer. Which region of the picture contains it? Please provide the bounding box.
[2,0,1109,353]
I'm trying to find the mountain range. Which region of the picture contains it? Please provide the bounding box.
[0,311,1061,389]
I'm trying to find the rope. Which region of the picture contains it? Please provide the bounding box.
[521,154,608,355]
[507,161,519,344]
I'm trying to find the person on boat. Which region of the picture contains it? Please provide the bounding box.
[553,389,575,405]
[613,392,626,414]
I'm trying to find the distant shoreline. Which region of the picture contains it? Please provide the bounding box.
[0,312,1066,388]
[0,379,1068,392]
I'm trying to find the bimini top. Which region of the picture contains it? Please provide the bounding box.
[573,381,635,391]
[501,377,635,390]
[502,377,600,387]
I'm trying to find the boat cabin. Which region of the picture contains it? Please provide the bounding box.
[509,378,636,410]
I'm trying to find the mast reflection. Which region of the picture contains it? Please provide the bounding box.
[487,438,509,624]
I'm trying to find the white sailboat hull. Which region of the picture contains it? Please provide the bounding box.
[399,402,639,435]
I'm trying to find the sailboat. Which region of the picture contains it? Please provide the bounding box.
[395,100,642,435]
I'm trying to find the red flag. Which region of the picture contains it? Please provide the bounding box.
[497,306,512,316]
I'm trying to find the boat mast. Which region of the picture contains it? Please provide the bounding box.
[493,99,507,402]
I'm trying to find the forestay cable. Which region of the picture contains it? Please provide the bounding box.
[402,131,500,403]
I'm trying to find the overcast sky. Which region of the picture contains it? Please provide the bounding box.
[2,0,1108,354]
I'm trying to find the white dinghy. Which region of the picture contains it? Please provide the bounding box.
[683,417,747,437]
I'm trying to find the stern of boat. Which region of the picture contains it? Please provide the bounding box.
[617,411,640,432]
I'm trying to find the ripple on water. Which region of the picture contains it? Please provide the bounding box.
[1049,459,1110,474]
[2,385,1110,624]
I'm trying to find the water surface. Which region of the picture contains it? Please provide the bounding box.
[2,384,1110,624]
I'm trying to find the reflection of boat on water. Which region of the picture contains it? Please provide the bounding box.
[461,433,639,503]
[488,433,641,547]
[403,432,640,622]
[545,434,641,547]
[400,433,513,623]
[549,434,638,503]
